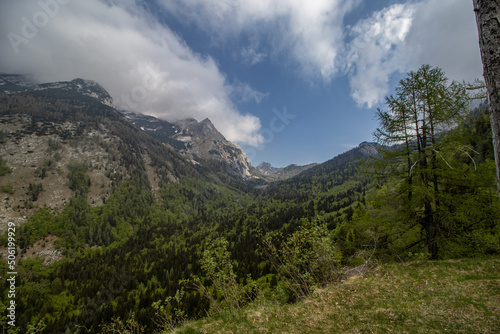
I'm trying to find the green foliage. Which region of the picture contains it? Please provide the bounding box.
[194,237,255,314]
[99,313,144,334]
[26,183,43,202]
[1,184,14,194]
[26,319,46,334]
[369,65,500,260]
[152,287,188,331]
[261,219,342,300]
[67,162,90,197]
[17,207,57,248]
[0,156,12,176]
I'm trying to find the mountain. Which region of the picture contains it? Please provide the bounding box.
[0,74,383,333]
[122,111,255,179]
[0,67,498,334]
[256,162,280,175]
[0,74,201,225]
[0,74,113,107]
[256,161,318,181]
[255,141,380,183]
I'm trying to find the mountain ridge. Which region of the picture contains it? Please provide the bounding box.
[0,73,390,333]
[256,161,319,181]
[120,111,256,179]
[0,74,372,183]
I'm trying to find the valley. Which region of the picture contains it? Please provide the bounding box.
[0,72,498,333]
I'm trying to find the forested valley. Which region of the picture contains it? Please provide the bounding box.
[0,65,499,333]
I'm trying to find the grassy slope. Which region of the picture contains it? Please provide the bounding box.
[172,257,500,334]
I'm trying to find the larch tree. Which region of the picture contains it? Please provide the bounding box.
[374,65,469,259]
[473,0,500,197]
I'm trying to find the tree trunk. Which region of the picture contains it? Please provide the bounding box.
[423,201,438,259]
[473,0,500,197]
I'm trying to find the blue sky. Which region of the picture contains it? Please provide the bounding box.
[0,0,483,167]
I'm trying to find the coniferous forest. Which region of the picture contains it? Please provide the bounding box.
[0,65,499,333]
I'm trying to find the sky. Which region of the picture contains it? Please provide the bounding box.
[0,0,483,167]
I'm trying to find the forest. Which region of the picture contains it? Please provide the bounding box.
[0,65,499,333]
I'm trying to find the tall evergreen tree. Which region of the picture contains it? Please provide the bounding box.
[374,65,469,259]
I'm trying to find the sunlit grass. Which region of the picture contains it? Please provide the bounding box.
[171,257,500,333]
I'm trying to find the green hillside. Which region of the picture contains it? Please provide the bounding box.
[0,66,499,333]
[172,257,500,334]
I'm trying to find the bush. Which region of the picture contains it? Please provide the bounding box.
[261,219,342,301]
[1,185,14,194]
[194,237,255,314]
[27,183,43,202]
[0,156,12,176]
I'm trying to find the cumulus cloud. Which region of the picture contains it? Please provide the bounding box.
[158,0,362,80]
[0,0,264,146]
[402,0,482,83]
[159,0,481,109]
[0,0,482,141]
[346,4,414,107]
[345,0,482,108]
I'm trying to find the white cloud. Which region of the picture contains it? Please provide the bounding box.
[158,0,362,80]
[402,0,482,83]
[346,4,415,107]
[240,46,267,65]
[0,0,264,146]
[345,0,482,108]
[230,80,269,104]
[0,0,483,139]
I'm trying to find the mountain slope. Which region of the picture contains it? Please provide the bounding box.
[0,75,203,226]
[0,75,381,334]
[122,111,256,179]
[172,257,500,334]
[256,161,318,181]
[0,75,260,332]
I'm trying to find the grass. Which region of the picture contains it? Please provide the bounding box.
[171,257,500,333]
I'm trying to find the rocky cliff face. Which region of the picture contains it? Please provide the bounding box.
[173,118,254,179]
[0,74,113,107]
[256,162,280,176]
[357,141,379,157]
[0,75,197,235]
[122,112,255,179]
[256,161,318,181]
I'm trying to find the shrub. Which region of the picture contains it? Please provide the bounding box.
[194,237,256,314]
[261,219,343,301]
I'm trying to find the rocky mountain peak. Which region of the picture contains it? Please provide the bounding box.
[256,161,318,181]
[256,162,280,176]
[121,112,255,179]
[0,74,113,107]
[172,118,252,178]
[68,78,113,107]
[358,141,379,156]
[174,118,225,142]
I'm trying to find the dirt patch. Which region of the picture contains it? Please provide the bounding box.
[0,234,63,266]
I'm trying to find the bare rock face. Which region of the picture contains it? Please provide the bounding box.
[256,161,318,181]
[0,114,124,231]
[358,141,379,156]
[122,112,255,179]
[0,74,113,107]
[173,118,253,179]
[256,162,280,176]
